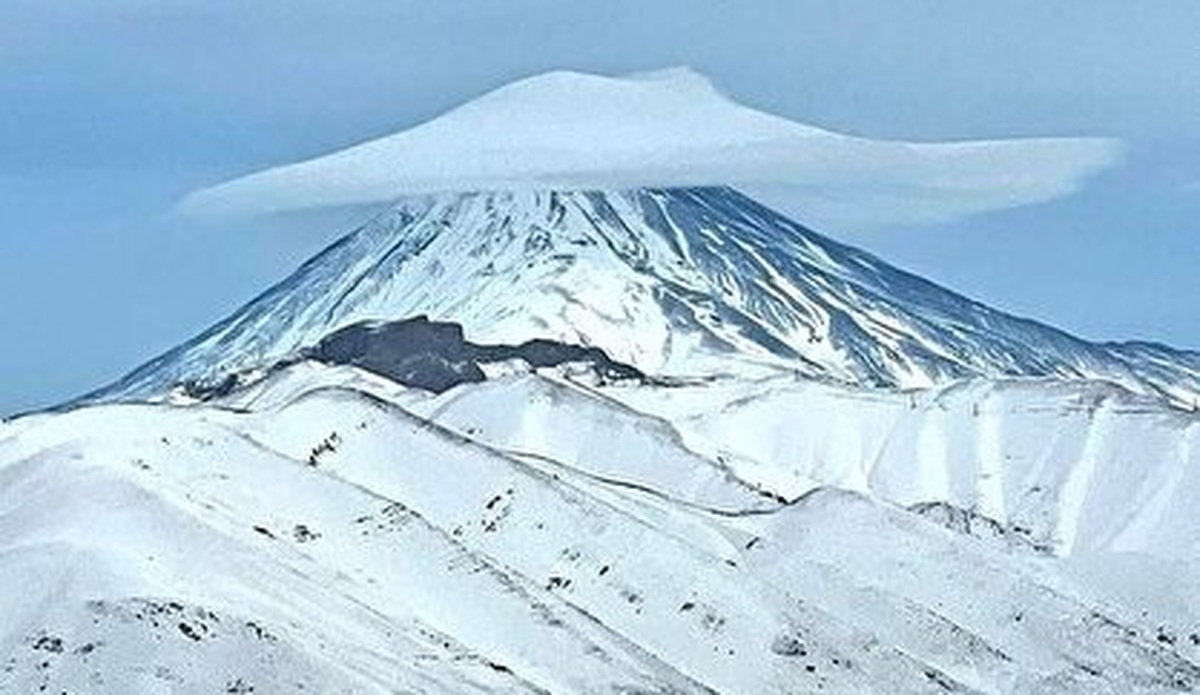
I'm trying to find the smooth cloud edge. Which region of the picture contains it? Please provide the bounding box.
[177,68,1125,230]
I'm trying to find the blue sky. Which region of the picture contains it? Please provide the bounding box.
[1,1,1199,415]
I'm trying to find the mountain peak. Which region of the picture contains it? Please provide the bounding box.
[96,186,1200,407]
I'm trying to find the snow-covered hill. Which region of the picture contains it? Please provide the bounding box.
[5,364,1200,693]
[599,373,1200,558]
[93,186,1200,408]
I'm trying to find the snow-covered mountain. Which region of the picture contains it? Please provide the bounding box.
[7,67,1200,693]
[94,186,1200,407]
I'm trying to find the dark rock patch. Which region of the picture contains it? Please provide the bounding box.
[305,316,647,394]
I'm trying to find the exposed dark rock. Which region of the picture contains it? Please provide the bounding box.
[770,634,807,657]
[31,636,63,654]
[180,374,241,401]
[305,315,647,393]
[909,501,1055,555]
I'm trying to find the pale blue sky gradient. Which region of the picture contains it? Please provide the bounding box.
[2,1,1199,414]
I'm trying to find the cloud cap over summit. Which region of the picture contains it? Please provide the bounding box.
[180,68,1122,228]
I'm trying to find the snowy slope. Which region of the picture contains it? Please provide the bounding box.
[92,186,1200,408]
[301,362,1200,560]
[603,374,1200,558]
[5,368,1200,693]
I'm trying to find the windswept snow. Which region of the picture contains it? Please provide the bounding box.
[180,68,1120,227]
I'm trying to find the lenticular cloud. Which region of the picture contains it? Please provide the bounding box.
[180,68,1122,227]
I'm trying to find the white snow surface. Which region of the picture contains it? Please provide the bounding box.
[4,362,1200,693]
[180,68,1120,227]
[603,373,1200,558]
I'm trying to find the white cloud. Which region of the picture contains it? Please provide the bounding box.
[180,68,1123,229]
